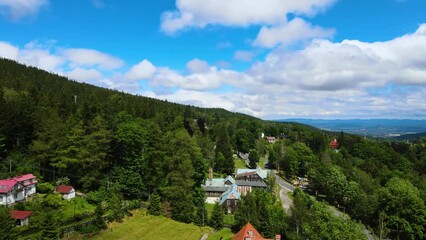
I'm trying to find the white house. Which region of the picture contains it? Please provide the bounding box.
[0,174,37,206]
[56,185,76,200]
[10,210,32,226]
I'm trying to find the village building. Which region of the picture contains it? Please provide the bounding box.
[233,222,277,240]
[329,138,339,150]
[10,210,33,226]
[219,184,241,214]
[265,136,277,144]
[56,185,76,200]
[0,174,37,206]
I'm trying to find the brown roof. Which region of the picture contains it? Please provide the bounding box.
[10,210,32,220]
[56,185,74,194]
[233,222,269,240]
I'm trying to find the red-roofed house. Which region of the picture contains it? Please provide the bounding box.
[15,174,37,198]
[10,210,32,226]
[56,185,75,200]
[233,222,272,240]
[0,174,37,206]
[329,139,339,150]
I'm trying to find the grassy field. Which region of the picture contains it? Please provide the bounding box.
[208,228,234,240]
[91,210,211,240]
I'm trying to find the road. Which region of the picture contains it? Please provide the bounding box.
[272,172,374,240]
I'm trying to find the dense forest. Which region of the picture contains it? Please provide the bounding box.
[1,58,425,239]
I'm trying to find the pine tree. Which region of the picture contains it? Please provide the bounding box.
[215,123,234,175]
[93,204,107,230]
[209,203,224,230]
[0,206,17,240]
[148,192,162,216]
[40,210,60,240]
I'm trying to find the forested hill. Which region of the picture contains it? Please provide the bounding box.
[0,57,304,189]
[1,58,426,240]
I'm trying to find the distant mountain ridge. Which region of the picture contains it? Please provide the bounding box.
[278,118,426,137]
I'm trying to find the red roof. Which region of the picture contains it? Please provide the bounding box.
[233,223,269,240]
[56,185,74,194]
[10,210,32,220]
[329,139,339,149]
[0,179,18,193]
[14,174,36,182]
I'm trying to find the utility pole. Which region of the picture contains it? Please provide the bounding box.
[9,158,12,173]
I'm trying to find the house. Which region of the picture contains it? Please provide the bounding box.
[219,184,241,214]
[265,136,277,144]
[10,210,32,226]
[203,176,235,204]
[329,139,339,150]
[14,174,38,198]
[233,222,271,240]
[0,174,37,206]
[235,168,268,182]
[56,185,76,200]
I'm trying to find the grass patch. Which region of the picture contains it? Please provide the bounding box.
[234,158,247,169]
[259,156,267,168]
[61,197,95,221]
[208,228,234,240]
[90,210,211,240]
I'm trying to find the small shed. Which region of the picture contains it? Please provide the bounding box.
[56,185,76,200]
[10,210,32,226]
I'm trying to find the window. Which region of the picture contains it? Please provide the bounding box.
[227,200,230,205]
[0,197,3,202]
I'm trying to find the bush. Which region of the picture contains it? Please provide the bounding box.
[37,182,55,194]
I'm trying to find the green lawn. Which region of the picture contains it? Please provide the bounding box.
[234,158,247,169]
[90,210,211,240]
[208,228,234,240]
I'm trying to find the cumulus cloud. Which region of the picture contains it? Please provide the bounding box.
[125,59,156,81]
[0,0,48,20]
[0,41,19,59]
[254,18,335,48]
[161,0,336,34]
[186,58,209,73]
[66,68,103,83]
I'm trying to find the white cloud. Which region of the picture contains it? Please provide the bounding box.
[61,48,124,70]
[254,18,335,48]
[234,50,254,62]
[186,58,209,73]
[125,59,156,81]
[0,0,48,20]
[161,0,336,34]
[66,68,103,82]
[0,41,19,60]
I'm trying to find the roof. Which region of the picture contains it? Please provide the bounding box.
[10,210,32,220]
[219,184,241,205]
[329,139,339,149]
[225,176,236,185]
[233,222,268,240]
[0,173,37,193]
[204,178,226,187]
[0,179,18,194]
[236,180,268,188]
[14,174,36,182]
[266,136,276,140]
[236,168,269,180]
[56,185,74,194]
[202,186,229,192]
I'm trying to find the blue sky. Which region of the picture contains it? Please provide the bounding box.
[1,0,426,119]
